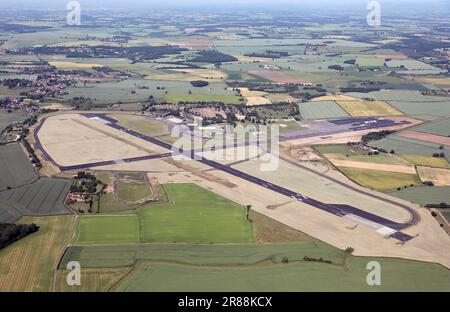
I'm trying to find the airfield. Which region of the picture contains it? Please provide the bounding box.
[30,112,450,270]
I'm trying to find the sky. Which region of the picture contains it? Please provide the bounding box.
[1,0,449,12]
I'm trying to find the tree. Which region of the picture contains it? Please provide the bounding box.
[345,247,354,254]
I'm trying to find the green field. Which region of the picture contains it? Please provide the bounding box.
[400,155,450,169]
[115,259,450,292]
[109,114,169,137]
[413,119,450,136]
[59,242,450,292]
[371,136,450,162]
[60,242,344,268]
[339,167,421,192]
[299,101,350,120]
[0,177,71,215]
[76,184,254,244]
[316,144,411,165]
[0,110,27,131]
[0,143,38,191]
[116,172,152,202]
[165,93,243,105]
[139,184,254,243]
[77,215,140,244]
[314,144,357,155]
[391,186,450,206]
[356,56,385,68]
[0,215,73,291]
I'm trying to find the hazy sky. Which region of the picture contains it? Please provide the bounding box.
[2,0,449,12]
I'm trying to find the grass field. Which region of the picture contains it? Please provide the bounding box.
[139,184,254,243]
[0,143,38,191]
[316,144,411,166]
[371,136,450,162]
[0,215,73,291]
[336,100,402,117]
[109,114,169,138]
[391,186,450,206]
[77,215,140,245]
[417,167,450,186]
[76,184,254,244]
[58,235,450,292]
[60,241,346,269]
[0,110,27,131]
[414,119,450,136]
[116,172,152,202]
[299,101,350,120]
[55,268,130,292]
[115,258,450,292]
[0,177,71,215]
[339,167,421,192]
[314,144,356,155]
[165,93,243,105]
[400,155,450,169]
[58,242,450,292]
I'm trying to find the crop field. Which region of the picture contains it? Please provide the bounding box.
[356,56,385,67]
[48,61,103,69]
[60,242,344,268]
[77,215,140,245]
[299,101,350,119]
[62,79,234,105]
[0,110,27,131]
[324,152,411,166]
[247,70,304,84]
[309,95,405,119]
[346,91,450,120]
[371,135,450,162]
[346,90,450,102]
[55,268,131,292]
[116,172,152,202]
[338,167,421,192]
[391,186,450,206]
[413,119,450,136]
[0,215,73,291]
[399,130,450,146]
[417,167,450,186]
[317,144,419,176]
[0,177,71,215]
[386,60,443,74]
[335,100,402,117]
[0,199,22,223]
[75,184,254,244]
[58,242,450,292]
[165,93,243,105]
[114,258,450,292]
[400,155,450,169]
[0,143,38,191]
